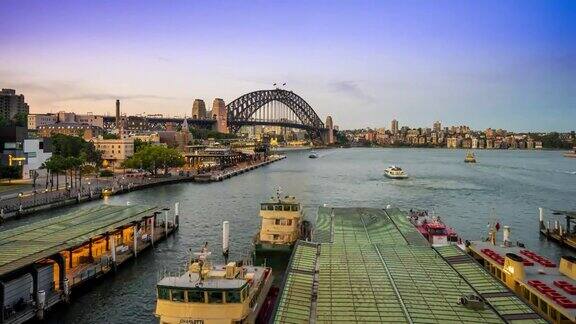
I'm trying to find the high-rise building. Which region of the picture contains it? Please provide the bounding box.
[192,99,207,119]
[391,119,399,134]
[0,89,30,120]
[433,121,441,133]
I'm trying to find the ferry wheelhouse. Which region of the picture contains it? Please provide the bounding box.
[253,192,309,255]
[384,166,408,179]
[466,225,576,323]
[155,243,273,324]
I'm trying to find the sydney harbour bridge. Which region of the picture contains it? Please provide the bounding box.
[103,89,335,144]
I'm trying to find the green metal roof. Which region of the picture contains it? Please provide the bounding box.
[0,205,159,277]
[274,207,544,323]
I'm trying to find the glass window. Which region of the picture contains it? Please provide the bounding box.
[208,291,223,303]
[287,220,293,226]
[187,290,205,303]
[267,205,274,211]
[540,300,548,313]
[261,204,267,211]
[274,205,282,211]
[283,205,290,211]
[171,289,185,302]
[241,287,249,300]
[275,219,281,225]
[227,290,242,303]
[158,286,170,300]
[291,205,299,211]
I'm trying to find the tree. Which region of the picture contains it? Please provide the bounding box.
[102,133,120,140]
[134,138,152,153]
[11,112,28,127]
[0,165,22,183]
[123,146,184,175]
[51,134,102,166]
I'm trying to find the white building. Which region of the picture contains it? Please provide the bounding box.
[22,138,53,179]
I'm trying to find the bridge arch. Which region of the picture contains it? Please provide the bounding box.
[226,89,325,140]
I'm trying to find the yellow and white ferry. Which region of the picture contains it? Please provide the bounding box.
[155,243,273,324]
[465,223,576,323]
[465,151,477,163]
[253,190,310,257]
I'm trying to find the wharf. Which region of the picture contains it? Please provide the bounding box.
[273,207,543,324]
[0,204,178,324]
[539,209,576,251]
[0,155,286,221]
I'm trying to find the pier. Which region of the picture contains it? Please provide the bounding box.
[0,204,178,324]
[273,207,543,323]
[538,208,576,251]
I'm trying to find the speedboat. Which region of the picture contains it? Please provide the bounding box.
[464,151,477,163]
[564,147,576,158]
[384,166,408,179]
[308,151,318,159]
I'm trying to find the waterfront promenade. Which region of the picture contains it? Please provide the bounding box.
[0,155,285,221]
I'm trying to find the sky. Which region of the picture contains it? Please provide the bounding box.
[1,0,575,131]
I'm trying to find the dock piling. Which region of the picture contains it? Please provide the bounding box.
[174,202,179,226]
[539,207,544,229]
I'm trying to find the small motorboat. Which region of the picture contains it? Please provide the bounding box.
[564,147,576,158]
[384,166,408,179]
[464,151,477,163]
[308,151,319,159]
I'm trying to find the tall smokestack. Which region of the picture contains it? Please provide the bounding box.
[115,99,120,129]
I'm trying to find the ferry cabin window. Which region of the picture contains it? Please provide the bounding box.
[291,205,299,211]
[267,205,274,211]
[241,287,249,300]
[260,204,267,211]
[171,289,185,302]
[275,219,281,225]
[274,205,282,211]
[287,220,292,226]
[158,286,170,300]
[283,205,290,211]
[226,290,242,303]
[187,290,205,303]
[208,291,223,303]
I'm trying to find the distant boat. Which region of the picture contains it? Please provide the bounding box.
[384,166,408,179]
[464,151,477,163]
[309,151,319,159]
[564,147,576,158]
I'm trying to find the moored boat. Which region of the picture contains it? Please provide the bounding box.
[384,165,408,179]
[253,190,311,265]
[155,243,273,324]
[308,151,319,158]
[465,223,576,323]
[409,210,459,246]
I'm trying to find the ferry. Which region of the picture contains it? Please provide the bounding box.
[155,243,273,324]
[308,151,319,159]
[409,210,459,246]
[253,190,310,258]
[384,165,408,179]
[464,151,477,163]
[564,147,576,158]
[465,223,576,323]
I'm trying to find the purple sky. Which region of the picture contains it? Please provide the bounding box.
[1,0,574,131]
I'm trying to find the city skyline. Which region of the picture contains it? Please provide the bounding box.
[1,1,575,132]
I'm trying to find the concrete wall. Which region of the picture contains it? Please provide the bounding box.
[22,138,52,179]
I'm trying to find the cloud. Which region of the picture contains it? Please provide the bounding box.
[327,81,374,103]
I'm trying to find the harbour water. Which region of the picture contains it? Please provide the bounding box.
[4,148,575,323]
